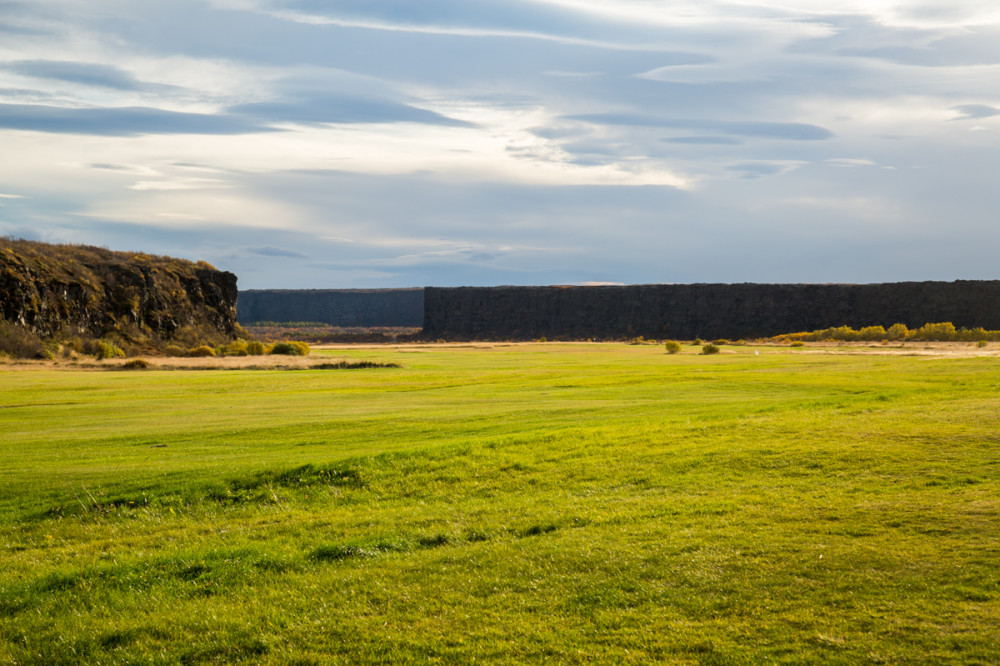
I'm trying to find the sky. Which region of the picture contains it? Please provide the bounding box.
[1,1,999,289]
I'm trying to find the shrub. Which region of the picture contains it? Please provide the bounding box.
[664,340,682,354]
[886,323,909,340]
[121,359,149,370]
[221,339,249,356]
[173,323,227,349]
[164,344,186,357]
[94,340,126,360]
[910,322,957,342]
[977,340,988,348]
[858,325,887,341]
[790,341,805,348]
[0,321,46,359]
[692,338,702,346]
[187,345,216,357]
[246,340,266,356]
[270,341,310,356]
[700,344,720,355]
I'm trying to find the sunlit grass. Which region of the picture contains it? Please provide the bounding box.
[1,343,998,663]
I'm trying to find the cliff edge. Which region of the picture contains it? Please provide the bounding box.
[0,238,239,343]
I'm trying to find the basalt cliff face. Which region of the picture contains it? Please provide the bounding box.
[423,282,1000,340]
[0,239,239,340]
[238,288,423,327]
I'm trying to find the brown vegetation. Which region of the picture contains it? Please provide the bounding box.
[244,324,421,344]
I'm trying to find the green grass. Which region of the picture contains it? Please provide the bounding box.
[1,343,999,664]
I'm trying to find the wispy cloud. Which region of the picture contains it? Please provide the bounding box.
[130,178,233,191]
[4,60,177,92]
[0,103,277,136]
[567,114,835,141]
[230,94,473,127]
[951,104,1000,120]
[244,245,308,258]
[725,161,806,179]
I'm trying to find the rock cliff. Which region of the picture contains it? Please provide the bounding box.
[238,289,423,327]
[0,238,239,341]
[423,282,1000,340]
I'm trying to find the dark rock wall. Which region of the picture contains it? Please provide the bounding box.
[423,282,1000,340]
[238,288,424,327]
[0,241,239,339]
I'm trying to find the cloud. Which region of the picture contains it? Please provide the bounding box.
[215,0,730,52]
[662,136,743,145]
[244,246,308,258]
[824,158,877,167]
[725,162,802,179]
[952,104,1000,120]
[230,94,473,127]
[130,178,232,191]
[87,163,163,176]
[567,113,835,141]
[4,60,176,92]
[0,103,277,136]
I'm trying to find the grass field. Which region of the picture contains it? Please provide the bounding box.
[1,343,998,664]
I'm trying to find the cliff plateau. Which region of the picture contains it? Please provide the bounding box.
[0,239,239,342]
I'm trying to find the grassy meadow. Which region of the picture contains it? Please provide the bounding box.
[1,342,998,664]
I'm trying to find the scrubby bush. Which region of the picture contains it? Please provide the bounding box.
[887,323,909,340]
[221,339,250,356]
[858,325,887,341]
[790,341,805,348]
[164,344,186,357]
[187,345,216,357]
[0,321,46,359]
[909,322,957,341]
[270,341,310,356]
[693,338,702,346]
[121,359,149,370]
[664,340,682,354]
[94,340,126,360]
[965,327,990,342]
[771,321,1000,344]
[173,323,228,349]
[700,344,720,355]
[712,339,729,346]
[246,340,266,356]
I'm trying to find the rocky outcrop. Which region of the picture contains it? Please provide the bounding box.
[0,239,239,340]
[238,289,424,327]
[423,282,1000,340]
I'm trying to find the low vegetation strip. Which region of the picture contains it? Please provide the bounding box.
[772,321,1000,342]
[1,343,998,663]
